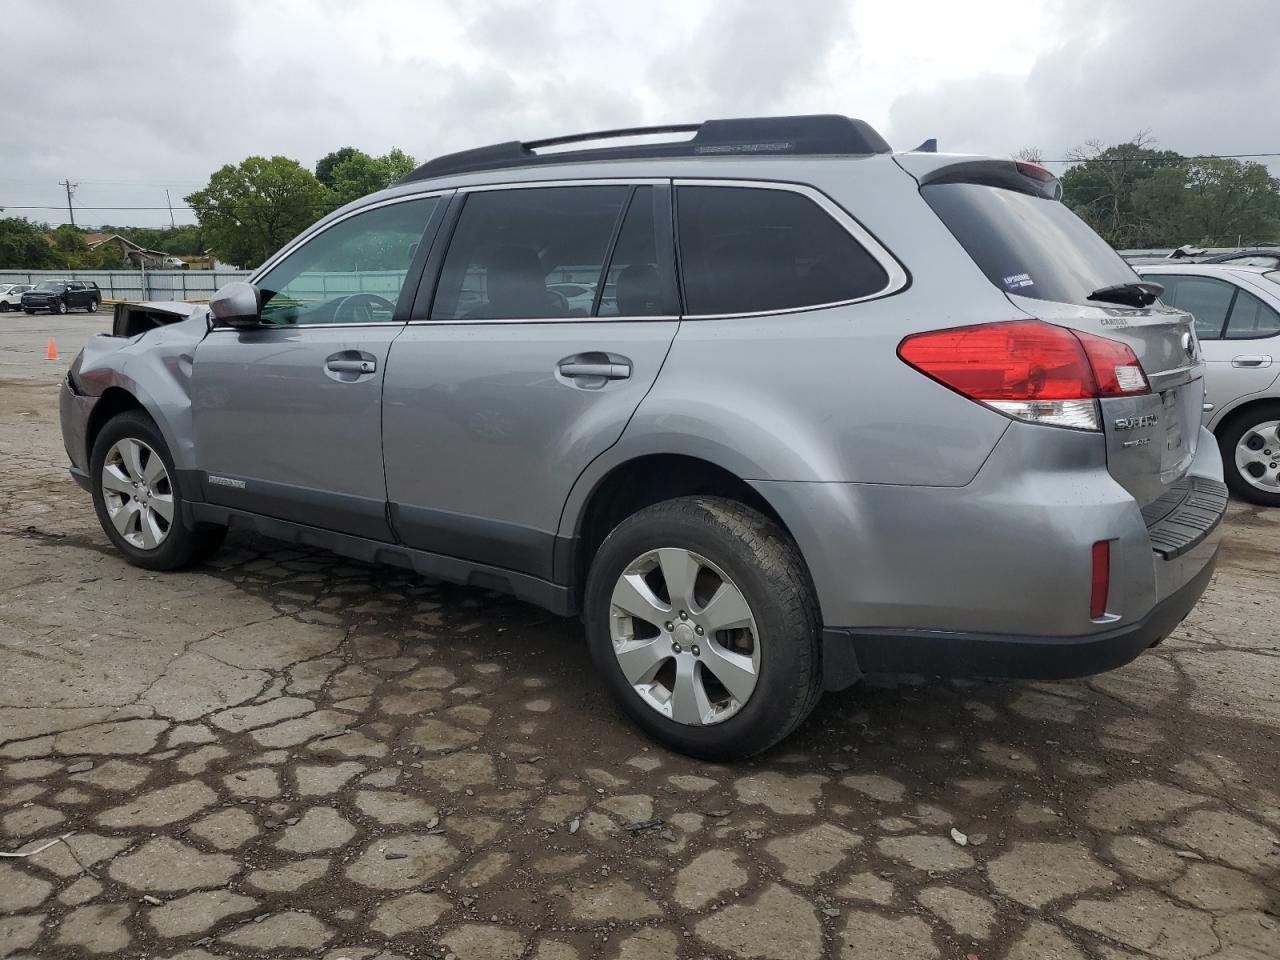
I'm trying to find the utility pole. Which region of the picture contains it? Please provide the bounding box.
[165,189,176,229]
[59,179,78,227]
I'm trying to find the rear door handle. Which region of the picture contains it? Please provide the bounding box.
[1231,355,1272,368]
[558,361,631,380]
[326,359,376,373]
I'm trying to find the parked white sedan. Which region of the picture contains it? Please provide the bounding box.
[0,283,33,312]
[1139,263,1280,505]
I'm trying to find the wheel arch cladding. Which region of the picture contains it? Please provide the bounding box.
[565,453,811,612]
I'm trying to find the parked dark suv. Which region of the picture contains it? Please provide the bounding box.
[23,280,100,314]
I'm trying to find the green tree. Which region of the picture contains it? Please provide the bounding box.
[0,217,59,269]
[327,147,417,208]
[1060,133,1184,248]
[1134,158,1280,247]
[185,156,328,268]
[315,146,359,189]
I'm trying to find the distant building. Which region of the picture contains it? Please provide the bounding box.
[83,233,185,269]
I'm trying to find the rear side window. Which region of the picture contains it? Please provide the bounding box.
[433,186,630,320]
[1225,288,1280,339]
[923,183,1139,306]
[676,185,888,316]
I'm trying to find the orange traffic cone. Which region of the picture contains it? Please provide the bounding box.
[46,338,58,361]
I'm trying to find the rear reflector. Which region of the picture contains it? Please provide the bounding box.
[897,320,1149,431]
[1090,540,1111,619]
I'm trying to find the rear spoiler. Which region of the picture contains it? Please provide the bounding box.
[916,158,1062,201]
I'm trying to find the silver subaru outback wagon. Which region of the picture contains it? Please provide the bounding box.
[59,115,1226,758]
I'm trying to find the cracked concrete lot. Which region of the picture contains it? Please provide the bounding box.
[1,313,1278,960]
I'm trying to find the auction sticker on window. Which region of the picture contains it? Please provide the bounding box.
[1002,272,1035,291]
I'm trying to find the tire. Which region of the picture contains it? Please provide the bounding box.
[584,496,821,760]
[86,299,99,313]
[1218,402,1280,507]
[54,298,67,315]
[24,309,34,315]
[90,410,226,570]
[0,302,9,312]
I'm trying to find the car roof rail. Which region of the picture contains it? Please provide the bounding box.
[399,114,892,183]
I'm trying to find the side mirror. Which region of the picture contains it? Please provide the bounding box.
[209,281,262,328]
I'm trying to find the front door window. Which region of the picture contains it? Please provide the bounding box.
[255,197,440,326]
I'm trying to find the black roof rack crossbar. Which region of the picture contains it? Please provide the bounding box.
[525,123,701,150]
[399,114,892,183]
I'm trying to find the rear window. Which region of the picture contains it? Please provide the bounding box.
[676,185,889,316]
[922,183,1139,306]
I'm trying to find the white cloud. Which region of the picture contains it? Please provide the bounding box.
[0,0,1273,228]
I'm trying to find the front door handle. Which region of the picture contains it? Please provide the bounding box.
[326,358,376,374]
[1231,355,1272,368]
[558,361,630,380]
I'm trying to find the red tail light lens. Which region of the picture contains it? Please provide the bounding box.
[898,320,1149,431]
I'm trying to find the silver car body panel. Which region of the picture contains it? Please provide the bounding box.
[59,147,1226,679]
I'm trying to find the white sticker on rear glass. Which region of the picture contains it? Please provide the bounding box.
[1002,272,1035,291]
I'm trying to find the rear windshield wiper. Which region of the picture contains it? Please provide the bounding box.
[1088,281,1163,308]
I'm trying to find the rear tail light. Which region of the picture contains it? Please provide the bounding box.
[1090,540,1111,619]
[897,320,1149,431]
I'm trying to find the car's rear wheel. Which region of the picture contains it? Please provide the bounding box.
[24,309,34,315]
[86,299,99,313]
[584,496,821,760]
[90,410,226,570]
[1220,403,1280,507]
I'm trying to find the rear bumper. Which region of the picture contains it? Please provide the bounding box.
[823,545,1216,682]
[753,422,1225,686]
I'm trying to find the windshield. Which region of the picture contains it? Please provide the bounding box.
[922,182,1140,306]
[34,281,66,292]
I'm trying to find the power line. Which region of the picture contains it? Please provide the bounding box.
[1038,152,1280,164]
[2,204,195,211]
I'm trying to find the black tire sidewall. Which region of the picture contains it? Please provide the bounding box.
[90,411,203,569]
[584,497,819,759]
[1218,404,1280,507]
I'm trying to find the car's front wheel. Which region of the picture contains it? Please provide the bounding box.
[0,301,10,312]
[90,410,226,570]
[54,298,67,315]
[1220,403,1280,507]
[584,496,821,760]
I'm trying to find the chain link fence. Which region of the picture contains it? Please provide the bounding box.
[0,269,252,302]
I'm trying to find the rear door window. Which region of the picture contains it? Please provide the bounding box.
[432,185,631,321]
[597,186,678,318]
[923,182,1140,306]
[676,185,889,316]
[1157,275,1235,340]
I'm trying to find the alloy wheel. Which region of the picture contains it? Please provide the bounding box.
[101,437,174,550]
[1234,420,1280,493]
[608,547,760,726]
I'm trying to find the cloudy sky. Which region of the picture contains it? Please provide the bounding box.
[3,0,1277,228]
